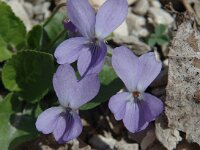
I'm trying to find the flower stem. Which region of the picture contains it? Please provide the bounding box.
[43,3,66,27]
[47,29,67,51]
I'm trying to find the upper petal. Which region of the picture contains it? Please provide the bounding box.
[62,111,83,142]
[67,0,96,38]
[112,46,140,92]
[54,37,88,64]
[123,101,147,133]
[35,106,64,134]
[53,64,77,107]
[95,0,128,39]
[137,52,162,92]
[142,93,163,122]
[108,92,130,120]
[77,41,107,76]
[69,74,100,109]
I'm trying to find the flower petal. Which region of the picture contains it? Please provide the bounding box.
[54,37,88,64]
[70,74,100,109]
[53,64,77,107]
[137,52,162,92]
[108,92,130,120]
[67,0,96,38]
[77,41,107,76]
[95,0,128,39]
[112,46,140,92]
[63,19,77,33]
[123,101,148,133]
[142,93,163,122]
[53,115,67,143]
[35,107,64,134]
[62,111,83,142]
[77,47,92,76]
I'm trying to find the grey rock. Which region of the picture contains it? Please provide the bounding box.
[155,115,182,150]
[7,0,33,30]
[148,7,174,25]
[88,134,116,150]
[149,0,161,8]
[113,21,129,37]
[133,0,149,16]
[113,35,150,55]
[166,20,200,145]
[115,140,139,150]
[127,13,149,37]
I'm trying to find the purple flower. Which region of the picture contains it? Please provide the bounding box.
[36,64,100,143]
[109,46,163,133]
[55,0,128,76]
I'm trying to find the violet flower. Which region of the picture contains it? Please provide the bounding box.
[55,0,128,76]
[109,46,163,133]
[36,64,100,143]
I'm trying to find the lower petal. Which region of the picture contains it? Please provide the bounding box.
[35,107,64,134]
[108,92,129,120]
[77,41,107,76]
[123,101,148,133]
[142,93,163,122]
[62,111,83,142]
[77,47,92,76]
[53,114,67,143]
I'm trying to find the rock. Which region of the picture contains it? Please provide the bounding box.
[88,134,116,149]
[148,7,174,26]
[128,0,138,5]
[127,13,146,32]
[128,124,154,144]
[7,0,32,30]
[113,21,129,37]
[131,28,149,37]
[127,13,148,37]
[23,1,34,18]
[69,139,92,150]
[155,115,182,150]
[140,129,156,150]
[113,35,150,55]
[166,20,200,146]
[132,0,149,16]
[115,140,139,150]
[149,0,161,8]
[88,0,105,8]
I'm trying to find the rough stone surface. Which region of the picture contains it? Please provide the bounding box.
[127,13,148,37]
[7,0,32,30]
[148,7,174,25]
[133,0,149,15]
[113,35,150,55]
[155,115,182,150]
[166,20,200,145]
[113,21,129,37]
[115,140,139,150]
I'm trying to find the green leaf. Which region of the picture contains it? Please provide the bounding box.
[0,93,38,150]
[0,37,12,62]
[148,37,157,47]
[27,25,50,52]
[80,60,124,110]
[156,37,168,45]
[0,1,26,49]
[44,11,67,53]
[155,24,167,36]
[2,50,55,102]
